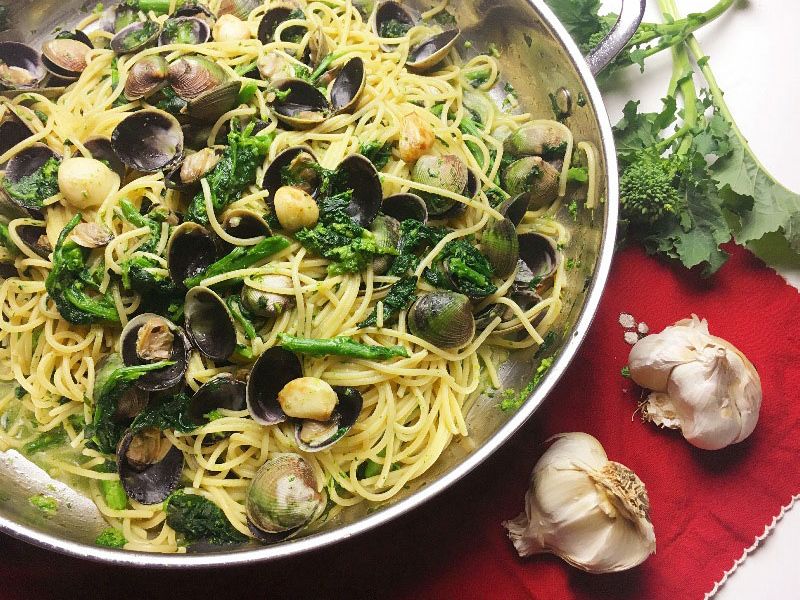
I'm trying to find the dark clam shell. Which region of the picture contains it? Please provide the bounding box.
[245,347,302,426]
[381,193,428,223]
[330,57,365,114]
[295,387,363,452]
[515,233,560,290]
[83,137,126,179]
[0,42,46,90]
[167,222,218,287]
[184,286,237,362]
[262,146,321,200]
[482,218,519,278]
[407,29,460,73]
[498,194,529,228]
[117,428,184,505]
[120,313,190,392]
[175,1,217,21]
[0,113,34,160]
[111,21,162,55]
[408,291,475,349]
[257,5,306,44]
[16,223,52,258]
[336,154,382,228]
[111,109,184,173]
[271,78,330,130]
[185,80,240,123]
[123,55,169,101]
[4,144,61,216]
[373,1,416,51]
[187,376,247,427]
[221,209,272,249]
[159,16,211,46]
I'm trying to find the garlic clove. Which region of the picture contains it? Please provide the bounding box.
[504,433,655,574]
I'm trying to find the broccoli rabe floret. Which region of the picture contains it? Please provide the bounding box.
[619,152,685,227]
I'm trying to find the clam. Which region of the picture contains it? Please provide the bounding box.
[306,28,332,69]
[242,274,295,318]
[16,224,52,258]
[184,286,237,362]
[3,144,61,216]
[257,52,293,86]
[515,233,560,291]
[295,386,363,453]
[218,0,261,20]
[124,55,169,101]
[411,154,468,217]
[246,454,326,541]
[0,113,34,159]
[111,20,162,55]
[0,42,46,90]
[381,193,428,223]
[117,427,184,505]
[257,5,307,45]
[185,80,240,123]
[97,4,137,34]
[370,214,401,276]
[166,147,221,190]
[262,146,321,199]
[497,193,529,228]
[407,29,460,73]
[221,209,272,244]
[111,109,184,173]
[504,122,569,160]
[159,16,211,46]
[246,347,302,426]
[330,57,366,115]
[482,218,519,278]
[408,291,475,349]
[167,222,217,287]
[373,1,415,51]
[186,375,247,427]
[168,55,228,100]
[502,156,560,210]
[175,1,217,22]
[120,313,190,392]
[271,78,330,130]
[83,137,126,179]
[335,154,382,228]
[41,37,92,80]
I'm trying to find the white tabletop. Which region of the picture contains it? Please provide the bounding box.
[599,0,800,597]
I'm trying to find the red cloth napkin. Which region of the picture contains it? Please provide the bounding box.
[1,245,798,600]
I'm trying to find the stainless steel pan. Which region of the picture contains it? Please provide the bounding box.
[0,0,644,567]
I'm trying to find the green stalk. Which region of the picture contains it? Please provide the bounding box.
[630,0,735,47]
[130,0,181,14]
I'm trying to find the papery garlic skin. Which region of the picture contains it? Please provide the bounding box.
[503,433,656,574]
[629,315,761,450]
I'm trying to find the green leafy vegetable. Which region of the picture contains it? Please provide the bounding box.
[359,141,393,170]
[45,215,120,325]
[130,392,196,434]
[278,334,410,360]
[358,276,418,329]
[120,255,182,320]
[88,355,175,453]
[379,18,411,39]
[22,428,67,455]
[95,461,128,510]
[165,490,248,545]
[187,122,274,225]
[0,222,19,256]
[387,219,448,277]
[2,157,60,210]
[155,85,188,115]
[184,236,290,288]
[95,527,127,549]
[226,295,258,340]
[423,239,497,298]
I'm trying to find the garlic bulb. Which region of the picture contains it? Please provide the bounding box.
[503,433,656,573]
[629,315,761,450]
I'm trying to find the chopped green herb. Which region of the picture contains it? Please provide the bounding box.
[95,527,126,549]
[29,494,58,516]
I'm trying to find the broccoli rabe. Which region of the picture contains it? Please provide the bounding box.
[2,157,60,211]
[387,219,448,277]
[45,215,120,325]
[120,255,183,320]
[165,490,248,546]
[278,334,409,360]
[130,392,196,435]
[183,236,290,288]
[95,527,127,549]
[358,276,418,329]
[423,239,497,298]
[359,141,393,170]
[187,123,274,225]
[619,152,685,227]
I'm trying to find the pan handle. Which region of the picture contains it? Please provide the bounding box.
[585,0,647,76]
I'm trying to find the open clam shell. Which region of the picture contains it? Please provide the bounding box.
[246,347,302,426]
[117,428,184,505]
[111,20,162,55]
[271,78,330,130]
[372,1,416,51]
[381,193,428,223]
[295,387,363,453]
[167,222,218,287]
[3,144,61,217]
[502,156,560,210]
[0,42,46,90]
[330,57,366,115]
[482,218,519,278]
[335,154,383,228]
[111,109,184,173]
[83,137,126,179]
[407,29,460,73]
[41,37,92,80]
[515,233,560,291]
[257,5,306,44]
[187,375,247,427]
[16,223,52,258]
[262,146,321,199]
[159,16,211,46]
[124,55,169,101]
[0,113,34,159]
[184,286,238,362]
[120,313,190,392]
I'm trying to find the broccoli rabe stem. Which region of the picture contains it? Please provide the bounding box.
[278,334,410,360]
[127,0,181,14]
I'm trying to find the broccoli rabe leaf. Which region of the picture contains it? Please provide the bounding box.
[184,236,290,288]
[358,276,418,329]
[423,239,497,298]
[359,141,393,170]
[2,157,60,210]
[130,392,196,435]
[165,490,248,546]
[387,219,448,277]
[187,122,274,225]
